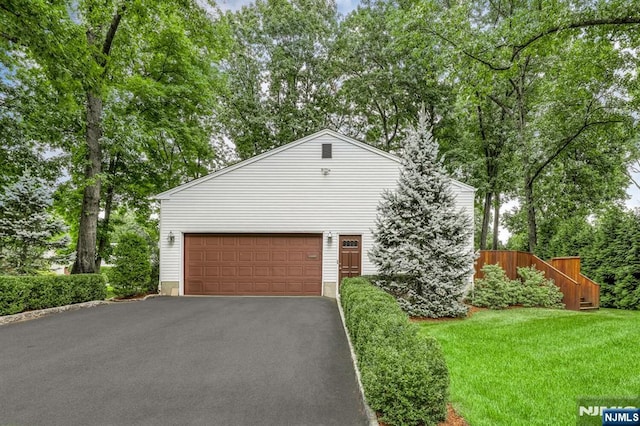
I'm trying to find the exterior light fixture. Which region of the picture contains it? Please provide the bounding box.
[321,168,331,176]
[327,231,333,242]
[168,231,176,244]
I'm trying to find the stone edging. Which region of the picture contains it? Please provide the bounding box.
[335,292,379,426]
[0,294,162,326]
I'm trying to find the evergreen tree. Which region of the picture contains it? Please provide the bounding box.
[0,174,70,274]
[370,112,475,318]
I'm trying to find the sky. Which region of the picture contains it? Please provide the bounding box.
[216,0,361,14]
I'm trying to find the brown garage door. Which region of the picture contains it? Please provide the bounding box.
[184,234,322,296]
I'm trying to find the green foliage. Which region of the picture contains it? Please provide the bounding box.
[0,174,70,275]
[370,112,473,318]
[110,233,152,298]
[471,264,520,309]
[472,264,564,309]
[0,277,31,315]
[517,266,564,309]
[1,0,230,273]
[340,277,449,426]
[218,0,339,159]
[0,275,106,315]
[581,207,640,310]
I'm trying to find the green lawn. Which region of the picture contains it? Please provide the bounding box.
[419,308,640,426]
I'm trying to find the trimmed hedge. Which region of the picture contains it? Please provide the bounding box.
[0,274,106,316]
[340,277,449,426]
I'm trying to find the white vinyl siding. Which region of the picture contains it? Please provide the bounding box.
[158,131,475,294]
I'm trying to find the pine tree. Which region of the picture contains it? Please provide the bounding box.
[0,174,70,274]
[369,112,475,318]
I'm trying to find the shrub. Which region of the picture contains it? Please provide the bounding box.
[517,266,564,308]
[340,277,449,426]
[471,264,520,309]
[0,274,106,315]
[471,264,565,310]
[100,266,113,284]
[110,233,152,298]
[0,277,30,315]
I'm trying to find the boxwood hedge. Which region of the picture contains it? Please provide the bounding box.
[340,277,449,426]
[0,274,106,316]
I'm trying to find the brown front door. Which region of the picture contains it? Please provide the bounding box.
[339,235,362,283]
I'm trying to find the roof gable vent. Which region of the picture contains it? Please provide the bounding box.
[322,143,332,159]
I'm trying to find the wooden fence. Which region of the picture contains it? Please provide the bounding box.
[474,251,600,311]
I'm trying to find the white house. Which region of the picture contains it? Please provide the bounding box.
[156,129,475,298]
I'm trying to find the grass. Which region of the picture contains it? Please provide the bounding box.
[418,308,640,426]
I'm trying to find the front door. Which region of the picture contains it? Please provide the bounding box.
[339,235,362,283]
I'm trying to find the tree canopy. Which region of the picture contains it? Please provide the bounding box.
[1,0,639,293]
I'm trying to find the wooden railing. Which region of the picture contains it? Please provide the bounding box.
[475,251,600,311]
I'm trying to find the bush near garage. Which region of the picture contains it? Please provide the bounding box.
[109,232,152,298]
[0,274,106,315]
[340,277,449,426]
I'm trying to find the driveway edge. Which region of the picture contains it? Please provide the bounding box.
[335,292,379,426]
[0,300,110,326]
[0,294,165,327]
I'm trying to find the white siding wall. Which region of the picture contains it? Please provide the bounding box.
[159,132,475,294]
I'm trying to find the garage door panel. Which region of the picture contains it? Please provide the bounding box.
[254,282,270,292]
[189,251,205,262]
[236,281,253,293]
[222,238,236,246]
[255,266,270,276]
[287,266,303,276]
[272,266,286,276]
[288,252,304,262]
[205,252,219,262]
[188,266,203,277]
[286,282,303,292]
[272,238,287,246]
[185,234,322,296]
[221,252,236,262]
[221,266,236,276]
[255,252,270,262]
[272,251,287,262]
[204,266,219,277]
[238,266,253,276]
[219,281,238,293]
[270,282,286,292]
[203,281,219,293]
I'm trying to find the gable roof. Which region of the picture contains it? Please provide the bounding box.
[154,129,475,199]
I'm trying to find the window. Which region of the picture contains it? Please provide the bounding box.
[342,240,358,248]
[322,143,332,159]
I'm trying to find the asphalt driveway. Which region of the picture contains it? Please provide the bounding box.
[0,297,368,425]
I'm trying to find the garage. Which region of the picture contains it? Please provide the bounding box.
[157,130,475,297]
[184,234,323,296]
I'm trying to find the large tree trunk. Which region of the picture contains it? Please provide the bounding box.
[480,191,492,250]
[72,90,103,274]
[492,192,500,250]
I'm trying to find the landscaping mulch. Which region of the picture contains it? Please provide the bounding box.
[410,305,487,323]
[439,404,469,426]
[377,404,468,426]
